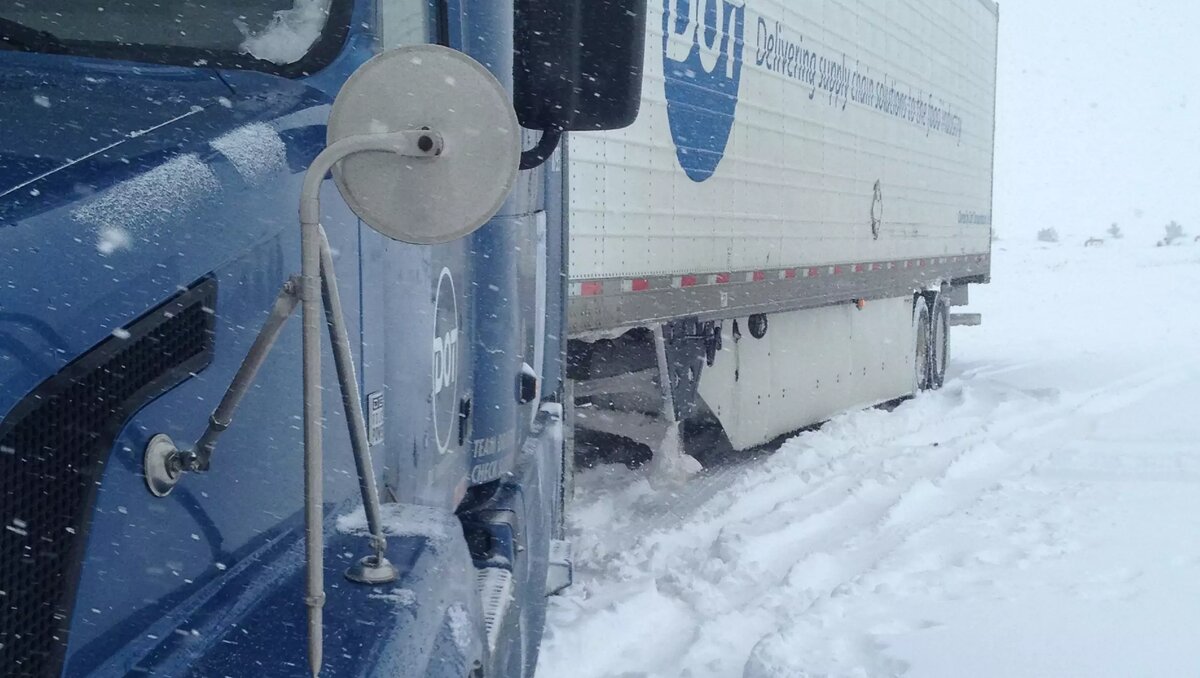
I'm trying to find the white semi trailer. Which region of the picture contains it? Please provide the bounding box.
[565,0,998,465]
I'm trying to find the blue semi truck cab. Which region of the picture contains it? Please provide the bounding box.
[0,1,645,676]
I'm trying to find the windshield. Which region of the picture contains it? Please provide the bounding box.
[0,0,350,73]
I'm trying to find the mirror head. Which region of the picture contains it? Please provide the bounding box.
[328,45,521,244]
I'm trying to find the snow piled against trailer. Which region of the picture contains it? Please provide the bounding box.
[538,239,1200,678]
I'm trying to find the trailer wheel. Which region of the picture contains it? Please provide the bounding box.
[926,289,951,390]
[913,295,932,391]
[747,314,768,339]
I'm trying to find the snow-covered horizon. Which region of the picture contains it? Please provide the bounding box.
[539,238,1200,678]
[994,1,1200,239]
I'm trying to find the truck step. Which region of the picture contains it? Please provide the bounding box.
[475,566,514,653]
[950,313,982,327]
[546,539,573,596]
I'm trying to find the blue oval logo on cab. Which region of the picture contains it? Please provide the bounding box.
[663,0,746,182]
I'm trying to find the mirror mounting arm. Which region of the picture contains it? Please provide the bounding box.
[296,128,450,678]
[146,129,444,497]
[519,126,562,170]
[145,127,443,678]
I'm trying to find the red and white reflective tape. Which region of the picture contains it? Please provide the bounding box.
[569,281,605,297]
[569,254,989,297]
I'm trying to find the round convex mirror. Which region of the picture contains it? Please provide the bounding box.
[328,45,521,244]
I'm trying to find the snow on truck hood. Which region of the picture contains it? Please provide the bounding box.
[0,63,233,202]
[0,58,312,417]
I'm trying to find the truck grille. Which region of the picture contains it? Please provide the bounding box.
[0,278,217,676]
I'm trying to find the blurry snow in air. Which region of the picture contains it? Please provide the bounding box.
[73,154,218,254]
[238,0,333,65]
[111,328,132,340]
[33,95,50,108]
[97,227,132,255]
[211,123,287,184]
[337,502,452,542]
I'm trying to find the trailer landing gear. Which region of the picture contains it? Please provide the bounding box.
[568,321,726,471]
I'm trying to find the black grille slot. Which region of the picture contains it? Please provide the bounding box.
[0,278,217,676]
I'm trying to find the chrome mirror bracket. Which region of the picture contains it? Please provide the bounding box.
[345,552,400,585]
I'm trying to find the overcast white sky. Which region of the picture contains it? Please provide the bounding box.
[994,0,1200,241]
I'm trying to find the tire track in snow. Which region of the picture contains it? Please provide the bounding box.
[540,359,1196,678]
[743,361,1198,677]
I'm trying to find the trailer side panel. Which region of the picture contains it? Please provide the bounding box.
[567,0,998,334]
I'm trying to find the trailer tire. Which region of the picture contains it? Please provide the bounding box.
[913,295,932,392]
[926,289,951,390]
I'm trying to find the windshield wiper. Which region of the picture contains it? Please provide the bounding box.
[0,17,69,53]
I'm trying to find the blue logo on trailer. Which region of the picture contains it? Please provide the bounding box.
[662,0,746,182]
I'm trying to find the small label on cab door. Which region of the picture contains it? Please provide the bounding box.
[367,391,385,446]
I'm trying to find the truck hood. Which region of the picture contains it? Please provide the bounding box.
[0,60,233,202]
[0,54,329,418]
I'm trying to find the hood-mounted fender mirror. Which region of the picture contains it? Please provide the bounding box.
[143,45,520,677]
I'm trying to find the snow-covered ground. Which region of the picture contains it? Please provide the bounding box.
[538,239,1200,678]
